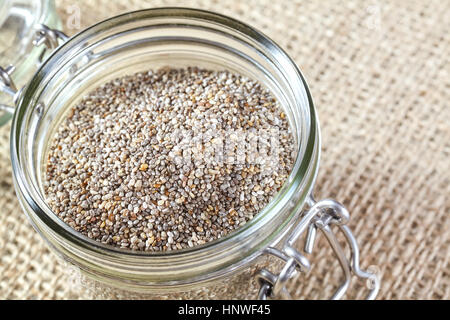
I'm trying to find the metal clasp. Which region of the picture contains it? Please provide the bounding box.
[0,65,17,114]
[256,196,380,300]
[0,25,68,115]
[33,24,69,64]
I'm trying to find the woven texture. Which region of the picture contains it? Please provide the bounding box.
[0,0,449,299]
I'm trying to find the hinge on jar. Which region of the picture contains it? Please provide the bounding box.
[33,24,69,64]
[0,65,18,114]
[0,25,68,115]
[256,197,380,300]
[34,24,94,74]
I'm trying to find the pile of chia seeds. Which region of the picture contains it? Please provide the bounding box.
[44,67,295,251]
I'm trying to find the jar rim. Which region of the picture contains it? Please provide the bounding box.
[11,7,320,287]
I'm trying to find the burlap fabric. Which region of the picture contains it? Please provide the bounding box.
[0,0,448,299]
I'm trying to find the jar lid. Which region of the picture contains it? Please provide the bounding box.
[0,0,61,125]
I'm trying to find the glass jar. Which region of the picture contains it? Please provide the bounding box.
[2,7,379,299]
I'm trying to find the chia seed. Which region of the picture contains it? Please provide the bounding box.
[44,67,295,251]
